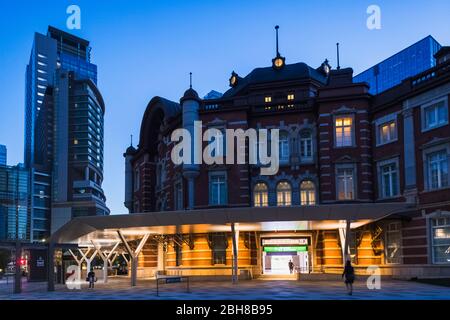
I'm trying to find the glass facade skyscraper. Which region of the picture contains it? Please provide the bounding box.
[354,36,442,95]
[0,145,6,166]
[24,26,108,242]
[0,164,29,240]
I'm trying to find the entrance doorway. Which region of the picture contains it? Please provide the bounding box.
[261,237,310,275]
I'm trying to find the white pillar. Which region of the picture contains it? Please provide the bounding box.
[231,223,238,284]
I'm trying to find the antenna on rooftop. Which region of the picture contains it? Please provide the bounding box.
[336,43,341,70]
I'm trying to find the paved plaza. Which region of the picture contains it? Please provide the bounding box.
[0,276,449,300]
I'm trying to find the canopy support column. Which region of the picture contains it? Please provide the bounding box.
[117,230,150,287]
[339,220,352,265]
[231,223,238,284]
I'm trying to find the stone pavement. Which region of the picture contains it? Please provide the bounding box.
[1,277,449,300]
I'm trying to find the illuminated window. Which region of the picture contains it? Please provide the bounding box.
[265,96,272,103]
[300,181,316,205]
[73,139,78,145]
[254,183,268,207]
[287,94,295,101]
[431,218,450,264]
[379,121,397,145]
[335,116,353,147]
[276,181,292,206]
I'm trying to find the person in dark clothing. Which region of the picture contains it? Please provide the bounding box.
[87,269,96,289]
[342,260,355,295]
[288,260,294,274]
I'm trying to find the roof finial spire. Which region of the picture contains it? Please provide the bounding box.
[189,72,192,89]
[130,134,133,147]
[336,42,341,70]
[275,25,280,57]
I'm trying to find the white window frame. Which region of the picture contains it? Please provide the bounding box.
[279,131,290,163]
[423,143,450,191]
[431,216,450,265]
[209,171,227,206]
[253,182,269,207]
[299,130,313,162]
[377,158,400,199]
[276,181,292,207]
[334,115,355,148]
[300,180,316,206]
[375,113,398,146]
[336,164,356,200]
[421,96,449,132]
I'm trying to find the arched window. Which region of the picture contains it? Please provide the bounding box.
[277,181,292,206]
[300,180,316,205]
[300,131,313,161]
[279,131,290,162]
[254,183,268,207]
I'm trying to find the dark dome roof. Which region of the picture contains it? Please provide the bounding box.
[125,145,136,155]
[180,88,200,103]
[223,62,328,98]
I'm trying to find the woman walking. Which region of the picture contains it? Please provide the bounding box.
[342,260,355,295]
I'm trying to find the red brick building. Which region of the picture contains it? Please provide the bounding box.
[122,46,450,279]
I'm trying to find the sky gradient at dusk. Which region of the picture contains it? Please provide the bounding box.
[0,0,449,214]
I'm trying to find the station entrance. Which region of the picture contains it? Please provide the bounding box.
[261,237,310,274]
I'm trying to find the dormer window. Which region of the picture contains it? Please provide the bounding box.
[287,94,295,101]
[265,96,272,103]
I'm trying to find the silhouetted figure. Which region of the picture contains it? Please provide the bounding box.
[288,260,294,274]
[87,269,96,289]
[342,260,355,295]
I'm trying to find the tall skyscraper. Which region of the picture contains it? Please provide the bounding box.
[0,144,6,166]
[0,164,29,240]
[354,36,442,94]
[25,26,108,242]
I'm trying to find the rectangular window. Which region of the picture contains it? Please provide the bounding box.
[287,94,295,101]
[431,218,450,264]
[209,174,227,205]
[378,121,397,145]
[210,233,227,265]
[337,167,355,200]
[335,116,353,147]
[264,96,272,103]
[174,182,183,210]
[423,99,448,131]
[427,150,449,190]
[134,168,140,191]
[379,161,399,198]
[385,222,402,264]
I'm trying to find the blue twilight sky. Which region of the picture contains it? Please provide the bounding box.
[0,0,449,214]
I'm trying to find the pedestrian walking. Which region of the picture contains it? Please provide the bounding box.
[87,269,96,289]
[342,260,355,295]
[288,260,294,274]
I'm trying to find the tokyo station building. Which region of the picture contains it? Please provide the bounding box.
[52,42,450,284]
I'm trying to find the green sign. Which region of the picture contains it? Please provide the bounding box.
[263,246,307,252]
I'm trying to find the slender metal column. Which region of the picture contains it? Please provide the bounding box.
[342,220,351,265]
[231,223,238,284]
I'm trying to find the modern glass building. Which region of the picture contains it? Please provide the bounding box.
[24,26,108,242]
[0,164,29,240]
[0,145,6,166]
[354,36,442,95]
